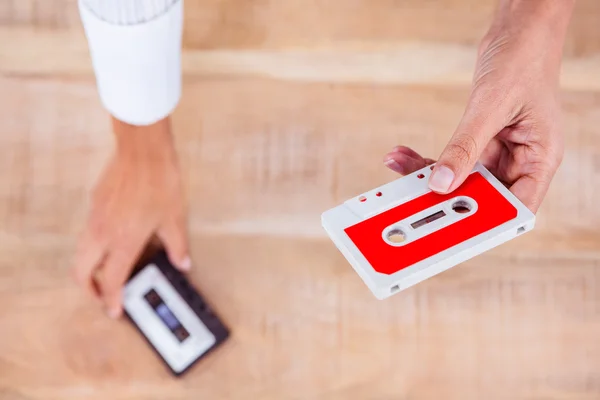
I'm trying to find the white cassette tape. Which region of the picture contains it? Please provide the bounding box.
[321,162,535,299]
[123,251,229,376]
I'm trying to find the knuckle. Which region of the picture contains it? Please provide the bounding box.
[445,135,478,165]
[528,162,555,188]
[530,134,563,173]
[477,36,493,57]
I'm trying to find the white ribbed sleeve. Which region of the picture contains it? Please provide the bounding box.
[81,0,179,25]
[78,0,183,126]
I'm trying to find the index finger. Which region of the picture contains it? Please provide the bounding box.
[97,232,151,318]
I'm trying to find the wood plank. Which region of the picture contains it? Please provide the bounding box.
[1,235,599,399]
[1,77,600,399]
[0,0,78,28]
[180,0,600,59]
[3,27,600,92]
[1,0,600,90]
[1,77,600,250]
[1,0,598,58]
[2,0,600,396]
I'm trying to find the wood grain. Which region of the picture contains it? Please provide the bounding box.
[2,0,600,89]
[1,0,600,399]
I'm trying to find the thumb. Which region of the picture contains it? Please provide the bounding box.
[157,216,191,272]
[429,92,509,194]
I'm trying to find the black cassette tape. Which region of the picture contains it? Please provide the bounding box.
[123,250,229,376]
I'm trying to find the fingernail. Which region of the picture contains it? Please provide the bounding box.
[108,308,121,319]
[429,165,455,193]
[180,256,192,271]
[385,159,402,173]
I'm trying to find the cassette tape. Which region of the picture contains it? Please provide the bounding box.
[123,250,229,376]
[321,162,535,300]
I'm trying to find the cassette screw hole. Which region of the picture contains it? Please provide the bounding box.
[359,196,366,202]
[376,192,382,197]
[390,285,400,294]
[387,229,406,244]
[452,200,471,214]
[417,174,425,179]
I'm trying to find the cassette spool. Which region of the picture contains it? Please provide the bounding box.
[321,162,535,300]
[123,250,229,376]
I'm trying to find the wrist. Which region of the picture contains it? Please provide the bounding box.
[499,0,575,29]
[112,116,176,159]
[485,0,575,67]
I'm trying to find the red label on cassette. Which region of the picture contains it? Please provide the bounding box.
[344,172,517,275]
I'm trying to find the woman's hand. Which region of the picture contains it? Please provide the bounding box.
[73,117,190,319]
[384,0,575,213]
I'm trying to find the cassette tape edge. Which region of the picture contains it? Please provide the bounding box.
[322,208,383,296]
[321,162,537,300]
[389,213,535,295]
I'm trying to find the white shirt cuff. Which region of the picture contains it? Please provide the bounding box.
[78,0,183,126]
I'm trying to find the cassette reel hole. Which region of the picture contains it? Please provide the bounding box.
[452,200,472,214]
[386,229,406,244]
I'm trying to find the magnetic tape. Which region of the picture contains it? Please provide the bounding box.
[321,162,535,299]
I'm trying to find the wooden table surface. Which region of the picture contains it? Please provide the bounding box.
[1,1,600,399]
